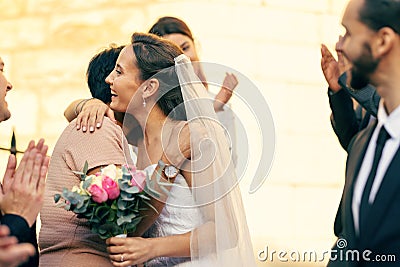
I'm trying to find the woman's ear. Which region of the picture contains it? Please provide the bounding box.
[142,78,159,98]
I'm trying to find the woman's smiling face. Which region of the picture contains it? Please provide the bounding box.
[106,45,144,113]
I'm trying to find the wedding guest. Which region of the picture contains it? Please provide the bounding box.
[0,225,35,267]
[0,56,50,267]
[38,47,129,267]
[328,0,400,265]
[63,45,141,147]
[39,45,161,267]
[149,16,238,164]
[64,44,123,127]
[148,16,237,112]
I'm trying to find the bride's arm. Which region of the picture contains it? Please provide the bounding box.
[130,154,191,237]
[131,122,194,236]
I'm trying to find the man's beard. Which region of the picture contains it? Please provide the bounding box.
[350,42,379,90]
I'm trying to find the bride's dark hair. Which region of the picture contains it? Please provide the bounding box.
[131,32,187,121]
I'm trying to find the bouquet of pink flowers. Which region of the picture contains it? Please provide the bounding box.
[54,162,154,239]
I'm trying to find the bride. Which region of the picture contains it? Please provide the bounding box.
[76,32,256,266]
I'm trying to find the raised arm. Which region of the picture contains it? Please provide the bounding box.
[64,99,86,122]
[213,72,238,112]
[64,98,115,132]
[321,43,361,150]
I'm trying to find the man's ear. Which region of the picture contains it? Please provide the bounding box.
[142,78,159,98]
[374,27,396,58]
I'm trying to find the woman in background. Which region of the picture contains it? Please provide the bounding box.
[149,16,239,165]
[149,16,237,112]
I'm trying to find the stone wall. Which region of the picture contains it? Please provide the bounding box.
[0,0,350,266]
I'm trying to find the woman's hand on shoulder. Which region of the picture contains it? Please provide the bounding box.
[75,98,116,132]
[162,121,209,168]
[162,121,191,168]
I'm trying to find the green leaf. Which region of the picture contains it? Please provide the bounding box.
[125,186,140,194]
[64,203,71,210]
[54,194,61,203]
[74,199,89,213]
[110,201,118,210]
[82,161,89,178]
[116,213,136,226]
[82,176,93,190]
[94,206,110,221]
[108,209,116,222]
[138,194,151,200]
[117,198,128,210]
[120,191,135,201]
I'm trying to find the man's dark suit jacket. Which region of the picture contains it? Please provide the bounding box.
[328,121,400,267]
[0,214,38,267]
[329,74,380,151]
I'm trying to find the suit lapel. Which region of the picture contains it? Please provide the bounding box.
[362,144,400,240]
[342,122,377,244]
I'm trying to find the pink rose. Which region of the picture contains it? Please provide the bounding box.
[87,184,108,203]
[130,171,146,192]
[102,176,120,200]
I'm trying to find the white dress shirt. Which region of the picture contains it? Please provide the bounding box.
[352,100,400,235]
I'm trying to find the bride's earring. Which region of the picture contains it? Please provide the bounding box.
[142,97,146,108]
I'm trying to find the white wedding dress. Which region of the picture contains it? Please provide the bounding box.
[143,164,204,266]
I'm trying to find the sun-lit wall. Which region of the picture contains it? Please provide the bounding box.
[0,0,350,266]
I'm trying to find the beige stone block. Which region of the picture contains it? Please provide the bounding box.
[49,13,126,48]
[319,15,345,47]
[26,0,62,14]
[43,89,91,119]
[0,18,48,49]
[293,186,342,239]
[39,89,86,137]
[245,184,296,239]
[218,6,319,43]
[270,84,334,135]
[26,0,159,15]
[329,0,349,16]
[46,6,148,49]
[0,0,27,18]
[270,135,346,185]
[3,91,38,136]
[40,118,69,139]
[251,43,323,85]
[12,49,90,84]
[263,0,329,13]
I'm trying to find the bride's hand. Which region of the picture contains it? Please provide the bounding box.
[106,237,155,267]
[75,98,116,132]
